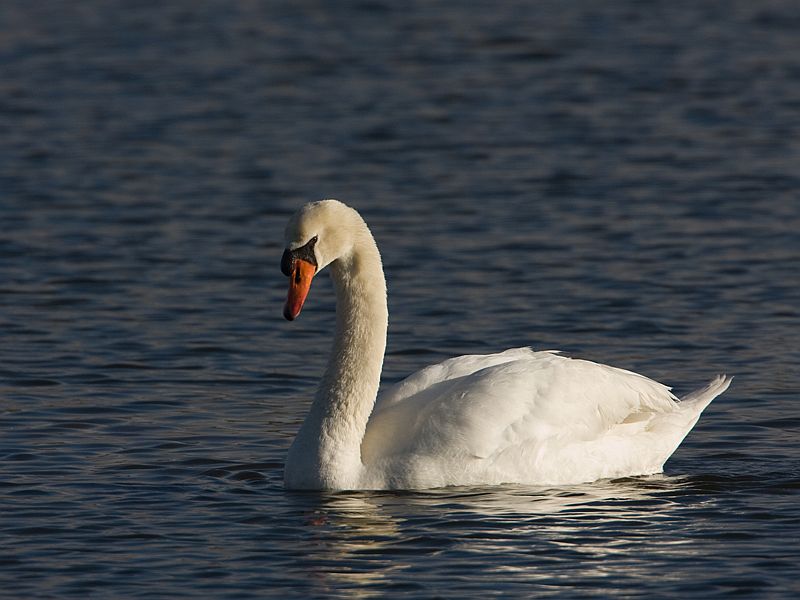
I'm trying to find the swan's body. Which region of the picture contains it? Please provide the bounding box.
[281,200,731,490]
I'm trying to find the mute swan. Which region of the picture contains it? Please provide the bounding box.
[280,199,731,490]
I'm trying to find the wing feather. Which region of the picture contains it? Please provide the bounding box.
[362,349,678,465]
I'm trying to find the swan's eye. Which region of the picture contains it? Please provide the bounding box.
[281,235,319,277]
[294,236,319,267]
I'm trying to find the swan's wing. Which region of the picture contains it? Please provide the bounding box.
[375,347,542,409]
[363,349,679,465]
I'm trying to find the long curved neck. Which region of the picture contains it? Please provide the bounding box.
[285,230,387,490]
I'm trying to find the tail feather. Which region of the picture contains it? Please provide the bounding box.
[680,374,733,411]
[651,374,732,472]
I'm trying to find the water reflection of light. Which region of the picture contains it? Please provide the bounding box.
[290,494,404,596]
[409,475,712,587]
[288,474,714,594]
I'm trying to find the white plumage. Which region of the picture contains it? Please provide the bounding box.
[280,200,731,490]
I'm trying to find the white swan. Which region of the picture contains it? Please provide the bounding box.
[280,199,731,490]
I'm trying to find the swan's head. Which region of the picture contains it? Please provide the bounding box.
[281,199,364,320]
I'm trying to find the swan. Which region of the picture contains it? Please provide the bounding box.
[280,199,731,490]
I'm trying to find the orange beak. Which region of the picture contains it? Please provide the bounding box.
[284,258,316,321]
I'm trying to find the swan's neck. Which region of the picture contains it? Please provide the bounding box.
[285,234,387,489]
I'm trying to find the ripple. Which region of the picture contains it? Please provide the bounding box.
[1,0,799,598]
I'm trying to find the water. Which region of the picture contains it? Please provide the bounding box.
[1,0,799,597]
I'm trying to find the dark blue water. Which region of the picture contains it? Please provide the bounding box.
[2,0,799,597]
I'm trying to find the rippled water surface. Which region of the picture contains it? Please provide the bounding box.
[2,0,799,597]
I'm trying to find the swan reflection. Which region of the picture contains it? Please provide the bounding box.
[286,473,711,593]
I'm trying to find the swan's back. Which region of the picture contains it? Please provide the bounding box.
[360,349,729,489]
